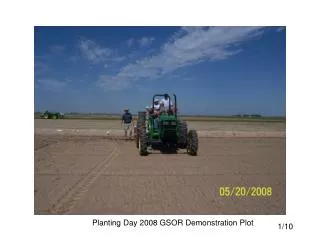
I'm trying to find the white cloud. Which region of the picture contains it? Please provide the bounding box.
[79,38,128,65]
[126,38,134,47]
[97,75,131,90]
[277,26,285,32]
[139,37,155,47]
[126,37,155,48]
[35,62,49,75]
[79,39,112,63]
[36,79,68,91]
[98,27,266,90]
[68,55,78,63]
[113,56,126,62]
[49,44,65,54]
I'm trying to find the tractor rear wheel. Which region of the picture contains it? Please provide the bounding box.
[137,111,146,129]
[187,130,198,156]
[138,127,148,156]
[178,120,188,148]
[135,129,139,148]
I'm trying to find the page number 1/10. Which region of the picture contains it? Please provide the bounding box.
[278,223,294,230]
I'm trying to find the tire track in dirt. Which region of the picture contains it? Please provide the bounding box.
[35,142,58,151]
[48,142,119,214]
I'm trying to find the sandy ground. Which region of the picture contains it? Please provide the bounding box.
[35,119,285,132]
[34,119,286,214]
[35,119,285,137]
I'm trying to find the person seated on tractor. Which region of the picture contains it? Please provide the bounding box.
[160,93,174,112]
[159,102,166,115]
[153,102,168,129]
[153,98,160,111]
[153,99,161,129]
[152,99,161,116]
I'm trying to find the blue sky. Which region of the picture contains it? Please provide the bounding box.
[34,26,286,116]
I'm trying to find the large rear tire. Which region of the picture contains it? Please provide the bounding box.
[178,120,188,148]
[187,130,198,156]
[135,128,139,148]
[138,127,148,156]
[137,111,146,129]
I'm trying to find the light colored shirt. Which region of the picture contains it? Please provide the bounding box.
[160,98,173,109]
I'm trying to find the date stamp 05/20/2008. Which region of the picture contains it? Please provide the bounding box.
[218,186,273,197]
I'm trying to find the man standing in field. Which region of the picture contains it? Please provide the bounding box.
[121,108,133,139]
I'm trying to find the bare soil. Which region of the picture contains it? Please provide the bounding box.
[35,119,285,132]
[34,133,285,214]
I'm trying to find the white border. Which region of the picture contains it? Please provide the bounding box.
[2,0,320,239]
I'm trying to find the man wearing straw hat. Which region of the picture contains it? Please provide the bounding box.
[121,107,133,139]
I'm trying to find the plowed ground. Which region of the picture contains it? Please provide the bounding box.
[35,134,285,214]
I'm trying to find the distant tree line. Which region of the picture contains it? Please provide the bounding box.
[232,114,262,118]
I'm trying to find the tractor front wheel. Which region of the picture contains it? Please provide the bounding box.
[187,130,198,156]
[178,120,188,148]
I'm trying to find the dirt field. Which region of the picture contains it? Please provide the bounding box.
[34,119,285,214]
[35,119,285,132]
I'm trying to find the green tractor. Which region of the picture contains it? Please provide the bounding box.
[135,93,198,156]
[40,110,64,119]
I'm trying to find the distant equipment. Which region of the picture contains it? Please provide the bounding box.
[40,110,64,119]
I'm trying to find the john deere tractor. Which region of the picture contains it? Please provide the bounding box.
[135,93,198,156]
[40,110,64,119]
